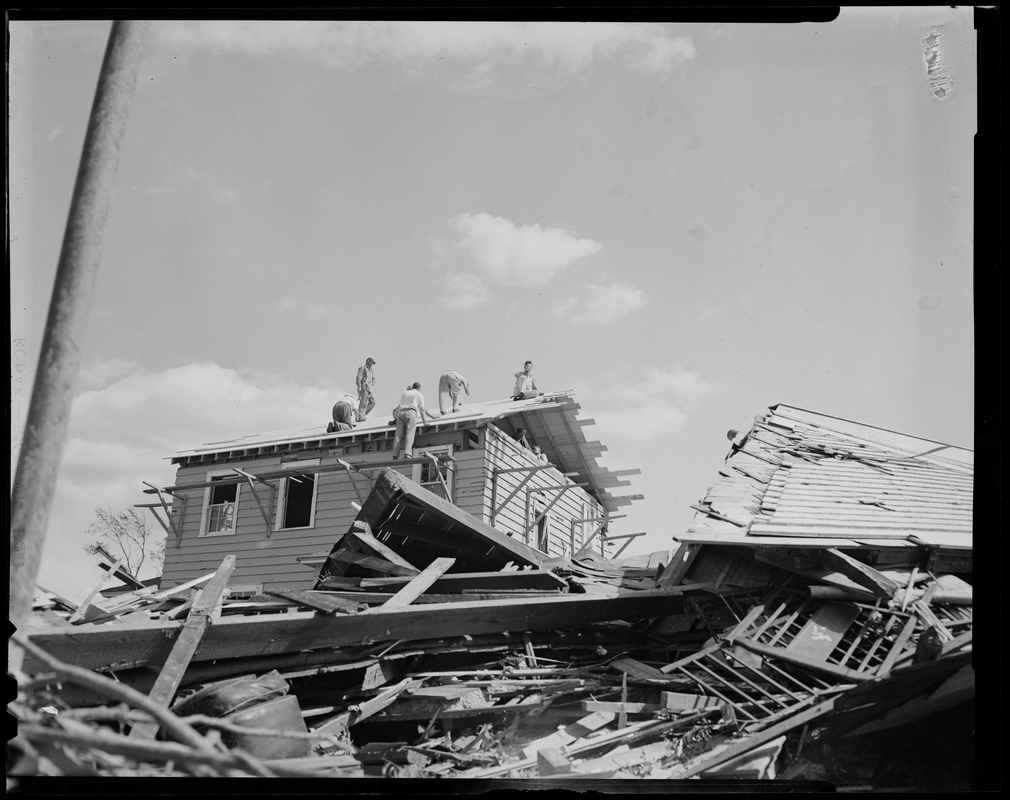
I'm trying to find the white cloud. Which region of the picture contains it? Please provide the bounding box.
[451,212,601,288]
[586,366,716,442]
[440,272,491,310]
[552,281,647,324]
[272,295,341,320]
[151,21,695,79]
[40,363,351,598]
[76,357,140,392]
[147,160,239,203]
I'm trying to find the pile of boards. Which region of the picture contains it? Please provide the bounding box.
[11,470,974,788]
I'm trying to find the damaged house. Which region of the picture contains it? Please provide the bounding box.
[147,392,643,591]
[12,401,975,787]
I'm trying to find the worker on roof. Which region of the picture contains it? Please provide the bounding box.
[391,382,430,460]
[327,394,358,433]
[438,370,471,414]
[512,360,542,400]
[355,357,377,422]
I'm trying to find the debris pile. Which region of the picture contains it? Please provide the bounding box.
[11,466,973,787]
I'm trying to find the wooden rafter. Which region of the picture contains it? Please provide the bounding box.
[489,463,556,527]
[522,482,589,538]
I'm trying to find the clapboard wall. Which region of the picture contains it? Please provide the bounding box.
[158,422,604,589]
[481,425,604,557]
[160,429,473,591]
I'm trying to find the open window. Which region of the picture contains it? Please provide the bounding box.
[413,444,454,501]
[276,460,319,530]
[200,472,240,536]
[529,491,552,552]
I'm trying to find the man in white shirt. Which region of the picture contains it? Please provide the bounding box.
[392,382,430,459]
[438,370,471,414]
[512,360,542,400]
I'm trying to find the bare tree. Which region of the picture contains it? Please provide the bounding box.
[83,506,165,577]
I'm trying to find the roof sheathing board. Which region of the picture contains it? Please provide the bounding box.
[687,404,973,550]
[166,393,641,514]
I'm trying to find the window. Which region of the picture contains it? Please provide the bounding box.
[276,460,319,531]
[278,474,316,529]
[201,472,240,536]
[412,445,454,501]
[529,491,551,552]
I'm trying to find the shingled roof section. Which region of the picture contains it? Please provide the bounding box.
[681,403,973,552]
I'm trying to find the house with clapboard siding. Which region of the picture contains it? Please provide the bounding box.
[147,392,643,591]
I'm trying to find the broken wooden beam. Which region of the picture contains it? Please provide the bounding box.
[23,585,699,674]
[127,555,235,741]
[375,557,455,609]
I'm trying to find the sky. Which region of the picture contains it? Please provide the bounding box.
[9,11,977,602]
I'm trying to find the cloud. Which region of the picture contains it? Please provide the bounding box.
[551,281,647,324]
[147,160,239,203]
[451,212,601,288]
[584,366,716,442]
[696,292,754,323]
[272,295,342,320]
[40,363,351,597]
[440,272,491,310]
[76,357,141,392]
[151,21,695,79]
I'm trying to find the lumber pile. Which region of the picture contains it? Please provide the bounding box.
[11,472,974,786]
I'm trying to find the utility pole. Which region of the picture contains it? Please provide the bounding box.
[9,21,148,673]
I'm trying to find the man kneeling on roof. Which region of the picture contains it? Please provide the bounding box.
[327,394,358,433]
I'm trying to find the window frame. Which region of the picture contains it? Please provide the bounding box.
[199,470,242,537]
[411,444,455,501]
[274,459,320,532]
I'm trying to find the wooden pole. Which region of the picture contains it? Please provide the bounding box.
[9,21,147,670]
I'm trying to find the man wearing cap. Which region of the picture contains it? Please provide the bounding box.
[512,360,542,400]
[355,358,377,422]
[327,394,358,433]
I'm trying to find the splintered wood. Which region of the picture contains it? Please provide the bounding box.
[13,470,973,784]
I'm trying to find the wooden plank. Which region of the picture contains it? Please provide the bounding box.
[376,557,455,609]
[264,588,365,614]
[127,555,236,741]
[348,569,568,593]
[734,637,869,683]
[786,601,860,662]
[330,549,420,577]
[522,711,615,759]
[581,700,663,715]
[814,548,902,598]
[661,691,727,712]
[67,558,125,623]
[537,748,571,776]
[609,657,675,683]
[656,542,701,588]
[23,586,695,674]
[343,522,419,572]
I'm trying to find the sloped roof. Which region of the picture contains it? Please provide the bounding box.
[169,391,640,514]
[681,404,973,550]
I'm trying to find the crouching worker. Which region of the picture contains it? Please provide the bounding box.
[392,382,430,460]
[512,360,542,400]
[327,394,358,433]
